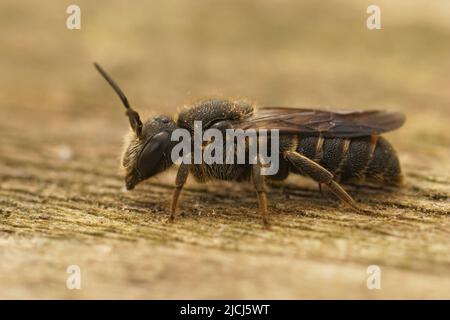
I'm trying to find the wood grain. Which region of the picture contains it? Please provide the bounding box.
[0,0,449,299]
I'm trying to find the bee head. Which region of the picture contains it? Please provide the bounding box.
[94,63,177,190]
[122,115,177,190]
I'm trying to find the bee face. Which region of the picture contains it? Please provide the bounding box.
[122,115,177,190]
[92,63,179,190]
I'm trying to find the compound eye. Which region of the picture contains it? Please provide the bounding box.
[136,131,171,179]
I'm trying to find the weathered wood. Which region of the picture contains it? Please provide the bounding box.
[0,0,449,299]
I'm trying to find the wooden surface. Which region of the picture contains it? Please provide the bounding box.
[0,0,449,299]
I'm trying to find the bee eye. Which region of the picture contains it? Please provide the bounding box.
[136,131,171,179]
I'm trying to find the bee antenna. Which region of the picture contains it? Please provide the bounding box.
[94,62,143,138]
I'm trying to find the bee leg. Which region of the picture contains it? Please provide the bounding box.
[168,163,190,222]
[251,163,269,227]
[318,183,323,193]
[284,151,357,210]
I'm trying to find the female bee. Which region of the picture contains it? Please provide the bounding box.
[94,63,405,226]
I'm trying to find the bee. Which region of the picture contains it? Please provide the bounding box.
[94,63,405,226]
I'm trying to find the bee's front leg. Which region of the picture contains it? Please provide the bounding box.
[251,163,269,227]
[168,163,190,222]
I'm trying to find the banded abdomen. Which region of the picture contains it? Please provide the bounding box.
[293,135,402,186]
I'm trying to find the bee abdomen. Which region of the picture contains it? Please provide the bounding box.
[295,135,402,186]
[361,136,402,185]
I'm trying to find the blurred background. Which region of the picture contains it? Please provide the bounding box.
[1,0,449,148]
[0,0,449,299]
[1,0,449,132]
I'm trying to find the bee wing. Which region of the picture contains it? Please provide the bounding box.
[233,107,405,137]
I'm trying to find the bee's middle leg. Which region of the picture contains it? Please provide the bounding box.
[251,163,269,226]
[168,163,190,222]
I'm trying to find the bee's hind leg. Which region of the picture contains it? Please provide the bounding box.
[168,163,190,222]
[284,151,359,210]
[251,163,269,227]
